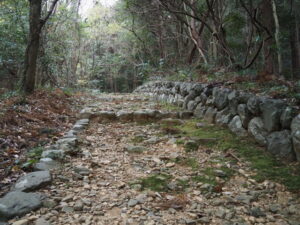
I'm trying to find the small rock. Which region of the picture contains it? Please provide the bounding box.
[198,217,210,223]
[185,219,196,225]
[35,218,51,225]
[215,208,226,219]
[42,199,57,209]
[166,162,175,168]
[74,200,84,211]
[214,170,226,177]
[74,166,90,175]
[235,194,255,204]
[125,145,148,153]
[269,204,281,213]
[136,194,147,204]
[61,206,74,213]
[250,207,266,217]
[12,220,29,225]
[128,199,138,207]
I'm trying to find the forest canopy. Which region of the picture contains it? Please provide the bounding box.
[0,0,300,94]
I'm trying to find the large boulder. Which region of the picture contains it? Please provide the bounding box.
[292,131,300,161]
[12,171,52,192]
[237,104,252,128]
[133,110,159,122]
[194,103,207,119]
[266,130,295,162]
[204,107,217,123]
[73,119,89,131]
[213,87,230,110]
[79,108,93,119]
[205,96,214,106]
[116,111,134,121]
[183,91,198,109]
[0,191,44,219]
[203,86,213,97]
[191,83,205,95]
[215,107,234,126]
[199,93,208,104]
[34,158,60,171]
[180,83,192,97]
[179,111,194,119]
[41,150,64,160]
[248,117,268,146]
[238,92,252,104]
[280,107,297,129]
[260,99,285,132]
[228,116,248,137]
[291,114,300,133]
[247,96,262,115]
[187,100,197,111]
[93,111,116,121]
[291,114,300,161]
[227,90,239,114]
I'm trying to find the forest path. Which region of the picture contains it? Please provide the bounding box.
[12,94,300,225]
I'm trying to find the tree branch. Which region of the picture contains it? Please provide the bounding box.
[40,0,59,28]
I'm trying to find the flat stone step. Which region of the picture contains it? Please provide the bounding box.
[34,158,61,171]
[12,171,52,192]
[0,191,44,220]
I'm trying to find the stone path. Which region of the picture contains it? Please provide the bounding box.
[2,94,300,225]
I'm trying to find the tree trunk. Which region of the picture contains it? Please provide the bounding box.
[23,0,42,94]
[260,0,276,75]
[290,16,300,79]
[271,0,283,75]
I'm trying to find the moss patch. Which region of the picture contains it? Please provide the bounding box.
[157,102,181,111]
[134,173,172,192]
[184,140,199,152]
[171,157,199,170]
[176,119,300,191]
[131,135,145,144]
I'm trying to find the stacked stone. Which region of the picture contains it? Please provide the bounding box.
[135,81,300,162]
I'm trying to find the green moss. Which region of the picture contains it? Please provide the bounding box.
[27,146,43,158]
[157,102,181,111]
[184,140,199,152]
[176,179,190,190]
[192,175,217,186]
[176,119,300,191]
[131,135,145,144]
[175,139,184,145]
[136,173,172,192]
[172,157,199,170]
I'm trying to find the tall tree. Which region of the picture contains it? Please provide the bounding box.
[22,0,59,94]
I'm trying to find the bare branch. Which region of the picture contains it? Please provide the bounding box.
[40,0,59,28]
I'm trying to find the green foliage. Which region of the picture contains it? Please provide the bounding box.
[22,146,43,169]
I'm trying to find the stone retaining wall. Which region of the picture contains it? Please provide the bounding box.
[135,81,300,162]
